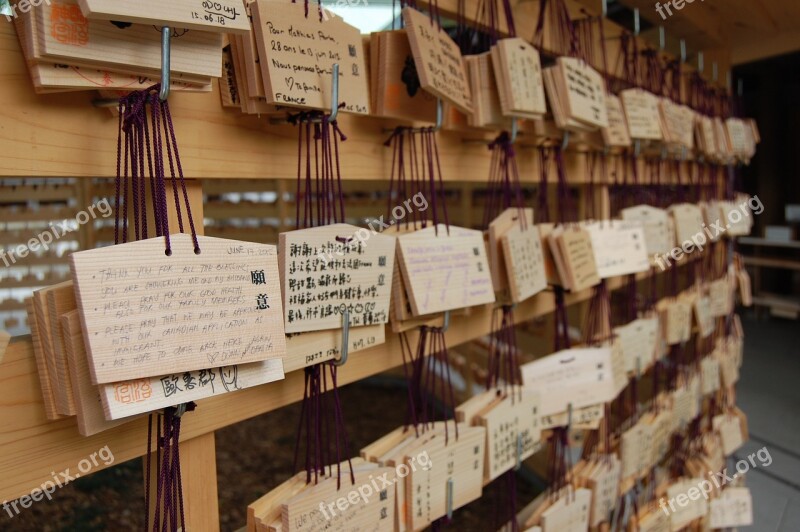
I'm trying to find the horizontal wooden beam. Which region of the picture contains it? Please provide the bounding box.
[0,4,728,181]
[0,265,678,501]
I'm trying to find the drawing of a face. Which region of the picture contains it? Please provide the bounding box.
[219,366,240,392]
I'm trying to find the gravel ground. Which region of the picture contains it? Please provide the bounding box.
[3,379,540,531]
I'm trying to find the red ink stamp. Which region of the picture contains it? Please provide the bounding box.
[50,2,89,46]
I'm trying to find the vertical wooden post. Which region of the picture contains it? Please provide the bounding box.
[277,179,289,233]
[139,179,220,531]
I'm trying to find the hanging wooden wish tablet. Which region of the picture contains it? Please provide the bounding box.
[251,0,370,114]
[282,467,397,531]
[520,347,618,416]
[540,488,591,532]
[621,88,663,140]
[614,316,660,374]
[669,203,705,248]
[405,425,486,531]
[709,487,753,529]
[396,224,495,317]
[602,94,632,147]
[373,29,438,122]
[621,205,672,256]
[668,478,708,530]
[402,6,472,113]
[279,224,395,334]
[71,234,286,384]
[77,0,251,34]
[37,1,223,80]
[583,220,650,278]
[548,226,601,292]
[477,387,543,482]
[490,37,546,119]
[501,222,548,303]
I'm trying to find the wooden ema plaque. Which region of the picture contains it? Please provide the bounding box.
[540,488,591,531]
[614,316,659,374]
[405,425,485,531]
[520,347,618,417]
[577,456,621,527]
[583,220,650,279]
[279,224,395,334]
[709,487,753,528]
[620,205,672,256]
[70,234,287,384]
[396,224,495,317]
[100,358,284,420]
[251,0,370,114]
[488,208,522,294]
[547,226,600,292]
[490,37,546,119]
[37,0,223,80]
[477,388,542,482]
[670,203,706,246]
[371,29,438,122]
[555,57,608,129]
[667,478,708,530]
[284,324,385,372]
[13,4,211,92]
[60,310,144,434]
[77,0,251,34]
[282,466,396,531]
[602,94,632,147]
[26,297,62,419]
[621,88,663,140]
[501,221,548,303]
[34,274,295,424]
[402,6,472,113]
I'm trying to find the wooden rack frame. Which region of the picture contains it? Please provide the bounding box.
[0,1,735,529]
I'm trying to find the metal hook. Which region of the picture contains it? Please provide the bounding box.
[334,308,350,366]
[433,98,443,132]
[633,8,640,37]
[515,433,523,470]
[601,0,607,18]
[634,139,641,158]
[159,26,171,102]
[712,62,718,83]
[680,39,687,64]
[510,117,518,145]
[446,477,454,519]
[659,27,666,50]
[441,310,451,333]
[91,25,171,107]
[175,402,188,417]
[698,51,704,74]
[329,63,340,121]
[737,78,744,97]
[561,131,570,151]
